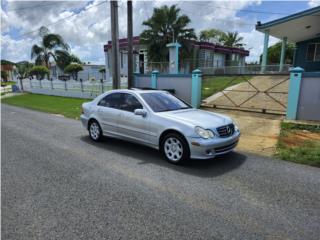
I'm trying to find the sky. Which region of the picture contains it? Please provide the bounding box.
[1,0,320,64]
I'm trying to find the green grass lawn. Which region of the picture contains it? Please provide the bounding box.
[201,75,251,100]
[276,122,320,167]
[1,81,16,86]
[2,93,90,119]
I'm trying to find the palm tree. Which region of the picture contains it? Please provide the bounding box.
[220,31,245,48]
[140,5,196,63]
[31,26,70,69]
[199,29,225,43]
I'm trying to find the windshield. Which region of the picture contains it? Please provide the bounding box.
[140,92,192,112]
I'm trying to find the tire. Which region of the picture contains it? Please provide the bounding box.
[88,120,103,142]
[161,132,190,164]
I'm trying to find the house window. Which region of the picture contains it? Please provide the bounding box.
[306,43,320,62]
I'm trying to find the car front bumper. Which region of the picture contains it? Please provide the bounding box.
[188,131,240,159]
[80,114,89,129]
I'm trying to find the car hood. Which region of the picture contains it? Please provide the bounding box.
[159,109,232,129]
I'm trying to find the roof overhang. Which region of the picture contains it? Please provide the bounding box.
[256,6,320,43]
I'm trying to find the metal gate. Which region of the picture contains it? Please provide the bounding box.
[201,74,289,114]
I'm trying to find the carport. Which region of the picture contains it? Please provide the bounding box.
[256,6,320,72]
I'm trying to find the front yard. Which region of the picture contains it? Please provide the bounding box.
[1,81,16,86]
[1,93,89,119]
[277,122,320,167]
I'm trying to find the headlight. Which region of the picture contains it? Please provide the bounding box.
[232,119,240,132]
[195,126,215,139]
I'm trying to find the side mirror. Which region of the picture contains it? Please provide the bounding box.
[134,109,147,117]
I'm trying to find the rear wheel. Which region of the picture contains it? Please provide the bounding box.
[161,133,190,164]
[89,120,103,141]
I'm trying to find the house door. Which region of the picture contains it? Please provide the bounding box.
[139,54,144,74]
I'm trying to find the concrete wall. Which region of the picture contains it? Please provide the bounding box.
[78,65,105,81]
[297,75,320,121]
[133,74,193,104]
[157,75,193,103]
[133,74,152,88]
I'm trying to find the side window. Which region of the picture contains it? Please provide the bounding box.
[98,93,121,109]
[120,93,143,112]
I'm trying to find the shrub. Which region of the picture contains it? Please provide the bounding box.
[64,63,83,80]
[29,66,49,80]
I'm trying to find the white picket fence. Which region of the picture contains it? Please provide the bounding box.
[20,78,128,99]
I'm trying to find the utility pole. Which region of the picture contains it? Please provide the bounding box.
[127,0,133,89]
[110,0,120,89]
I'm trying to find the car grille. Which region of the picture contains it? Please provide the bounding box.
[215,140,238,153]
[216,124,235,138]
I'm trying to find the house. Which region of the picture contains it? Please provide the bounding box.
[103,36,249,77]
[256,6,320,72]
[1,63,16,82]
[50,62,105,81]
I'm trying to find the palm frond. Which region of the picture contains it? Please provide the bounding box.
[43,33,70,51]
[31,44,44,59]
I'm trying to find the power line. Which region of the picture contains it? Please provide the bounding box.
[7,2,58,12]
[185,2,288,15]
[184,2,320,17]
[178,6,255,26]
[19,1,106,38]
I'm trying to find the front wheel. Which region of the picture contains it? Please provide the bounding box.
[161,133,190,164]
[89,120,103,141]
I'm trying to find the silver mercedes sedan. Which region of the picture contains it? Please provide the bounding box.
[81,89,240,164]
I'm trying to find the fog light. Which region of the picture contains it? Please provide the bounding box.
[206,149,213,155]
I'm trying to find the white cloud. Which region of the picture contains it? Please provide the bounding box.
[1,34,34,62]
[239,29,278,63]
[308,0,320,7]
[1,0,273,64]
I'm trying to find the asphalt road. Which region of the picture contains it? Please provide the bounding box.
[2,104,320,240]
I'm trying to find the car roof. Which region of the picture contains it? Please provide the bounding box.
[107,89,167,94]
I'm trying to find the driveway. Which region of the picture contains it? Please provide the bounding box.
[2,104,320,240]
[203,108,283,156]
[203,75,289,114]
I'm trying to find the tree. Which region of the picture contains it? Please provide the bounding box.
[220,31,245,48]
[259,41,295,65]
[16,61,34,79]
[140,5,196,63]
[31,26,70,68]
[29,66,50,80]
[99,68,106,80]
[199,29,225,43]
[64,63,83,80]
[1,59,15,65]
[56,53,82,70]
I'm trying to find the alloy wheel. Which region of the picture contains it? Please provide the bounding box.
[90,122,100,140]
[164,137,183,162]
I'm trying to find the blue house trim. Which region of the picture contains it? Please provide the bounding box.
[256,6,320,30]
